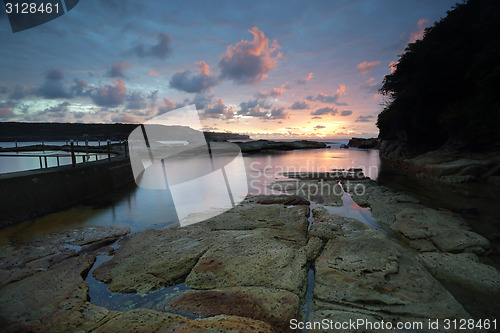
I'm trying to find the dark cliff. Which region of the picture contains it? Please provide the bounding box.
[377,0,500,159]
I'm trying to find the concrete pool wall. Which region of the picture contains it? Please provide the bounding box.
[0,156,134,227]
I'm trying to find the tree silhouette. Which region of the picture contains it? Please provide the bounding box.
[378,0,500,153]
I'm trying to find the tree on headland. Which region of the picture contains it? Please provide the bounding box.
[378,0,500,153]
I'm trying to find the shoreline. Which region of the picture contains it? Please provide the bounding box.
[0,172,498,332]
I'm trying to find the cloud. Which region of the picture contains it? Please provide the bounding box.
[409,19,429,43]
[0,107,13,118]
[70,79,90,96]
[357,61,381,75]
[91,79,127,107]
[107,61,131,78]
[389,61,397,74]
[111,113,136,123]
[256,82,288,98]
[219,27,282,84]
[157,98,186,115]
[202,98,234,119]
[42,101,71,118]
[38,69,72,99]
[237,99,270,118]
[191,94,213,110]
[9,85,35,100]
[268,106,289,120]
[126,91,149,110]
[311,116,322,119]
[148,71,159,77]
[306,89,347,106]
[355,115,375,122]
[297,72,314,84]
[311,106,338,116]
[130,32,173,59]
[169,61,219,93]
[289,100,309,110]
[314,125,325,129]
[340,110,352,116]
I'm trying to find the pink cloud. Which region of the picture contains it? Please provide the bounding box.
[111,113,136,123]
[297,72,314,84]
[107,61,130,78]
[389,61,397,74]
[409,18,429,43]
[219,27,282,84]
[357,61,381,75]
[92,79,127,107]
[257,82,288,98]
[148,70,159,77]
[0,107,13,117]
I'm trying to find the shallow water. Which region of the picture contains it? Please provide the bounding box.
[0,146,381,243]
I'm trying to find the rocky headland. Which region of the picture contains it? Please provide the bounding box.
[1,171,498,332]
[236,140,327,153]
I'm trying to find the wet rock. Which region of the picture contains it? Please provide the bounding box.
[185,227,308,295]
[309,310,396,333]
[251,194,310,206]
[0,254,114,333]
[419,252,500,293]
[311,210,470,321]
[93,203,309,295]
[167,286,299,332]
[282,170,369,181]
[0,226,129,287]
[392,209,490,254]
[93,228,212,294]
[271,180,343,206]
[303,236,324,261]
[344,180,490,254]
[93,308,275,333]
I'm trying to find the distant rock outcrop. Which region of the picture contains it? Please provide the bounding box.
[236,139,326,153]
[347,137,379,149]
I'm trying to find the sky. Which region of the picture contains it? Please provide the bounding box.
[0,0,458,139]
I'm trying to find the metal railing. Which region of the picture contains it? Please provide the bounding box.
[0,140,129,170]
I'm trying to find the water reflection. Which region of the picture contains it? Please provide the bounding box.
[0,147,381,244]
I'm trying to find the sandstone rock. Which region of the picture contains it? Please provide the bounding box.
[310,210,470,321]
[271,180,343,206]
[303,236,324,261]
[0,254,114,333]
[185,227,308,295]
[419,252,500,293]
[309,310,396,333]
[93,308,275,333]
[251,194,310,206]
[392,209,490,254]
[93,227,212,294]
[167,286,299,332]
[0,226,129,287]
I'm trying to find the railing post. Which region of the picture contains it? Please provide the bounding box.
[70,140,76,167]
[124,140,128,158]
[39,156,42,169]
[15,141,18,148]
[44,156,48,168]
[107,139,111,161]
[57,156,60,166]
